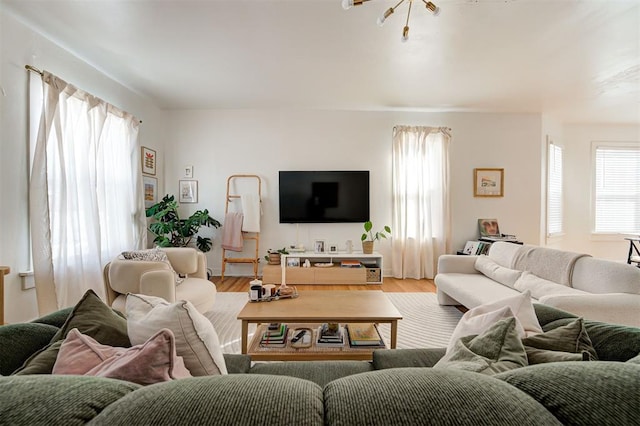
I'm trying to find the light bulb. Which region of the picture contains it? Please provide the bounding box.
[342,0,354,10]
[401,25,409,42]
[425,1,440,16]
[377,7,394,26]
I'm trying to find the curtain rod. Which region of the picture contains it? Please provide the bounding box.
[25,64,43,76]
[25,64,142,124]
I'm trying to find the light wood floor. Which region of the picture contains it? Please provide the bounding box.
[210,276,436,293]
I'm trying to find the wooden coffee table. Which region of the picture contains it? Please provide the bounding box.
[236,290,402,361]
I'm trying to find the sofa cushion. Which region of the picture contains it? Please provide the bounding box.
[324,368,561,426]
[572,256,640,294]
[514,271,588,299]
[436,272,524,308]
[91,375,324,426]
[0,323,59,376]
[126,293,227,376]
[511,245,589,286]
[249,361,373,387]
[0,375,140,424]
[447,290,542,352]
[53,328,192,385]
[522,317,597,363]
[487,241,523,268]
[496,362,640,426]
[13,289,130,375]
[475,255,522,288]
[373,347,447,369]
[543,317,640,362]
[435,317,528,375]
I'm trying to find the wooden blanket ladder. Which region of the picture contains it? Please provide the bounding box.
[221,175,262,282]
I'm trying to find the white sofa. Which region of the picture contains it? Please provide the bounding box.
[103,247,216,314]
[435,242,640,327]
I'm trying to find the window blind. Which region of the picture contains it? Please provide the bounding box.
[593,144,640,234]
[547,143,563,236]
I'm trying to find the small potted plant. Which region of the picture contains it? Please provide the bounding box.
[361,221,391,254]
[264,248,289,265]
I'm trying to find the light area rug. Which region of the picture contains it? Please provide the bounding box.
[205,292,463,354]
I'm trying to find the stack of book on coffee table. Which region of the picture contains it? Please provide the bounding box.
[345,323,385,348]
[259,323,289,347]
[316,323,345,347]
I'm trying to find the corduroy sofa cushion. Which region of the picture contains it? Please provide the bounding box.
[0,375,140,424]
[323,368,561,426]
[372,347,447,369]
[249,360,373,387]
[496,361,640,425]
[0,322,59,375]
[90,375,324,425]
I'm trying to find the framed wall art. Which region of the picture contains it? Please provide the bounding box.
[143,176,158,208]
[314,240,326,253]
[141,146,156,175]
[474,168,504,197]
[179,180,198,203]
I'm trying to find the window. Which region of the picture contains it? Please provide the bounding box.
[592,142,640,234]
[546,141,563,236]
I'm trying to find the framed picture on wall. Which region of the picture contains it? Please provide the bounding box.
[474,168,504,197]
[314,240,326,253]
[143,176,158,208]
[179,180,198,203]
[141,146,156,175]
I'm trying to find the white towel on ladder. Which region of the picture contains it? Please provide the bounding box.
[241,194,261,233]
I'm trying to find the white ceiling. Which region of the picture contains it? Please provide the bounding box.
[4,0,640,123]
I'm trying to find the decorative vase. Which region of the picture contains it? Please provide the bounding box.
[267,253,281,265]
[362,241,374,254]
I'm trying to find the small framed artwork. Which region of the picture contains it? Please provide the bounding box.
[474,168,504,197]
[184,165,193,178]
[478,219,500,237]
[328,243,339,253]
[141,146,156,176]
[143,176,158,208]
[179,180,198,203]
[314,240,326,253]
[286,257,300,267]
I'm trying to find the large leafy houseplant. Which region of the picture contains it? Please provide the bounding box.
[145,195,221,252]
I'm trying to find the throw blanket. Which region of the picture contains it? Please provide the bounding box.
[221,212,244,252]
[241,194,260,233]
[512,246,590,286]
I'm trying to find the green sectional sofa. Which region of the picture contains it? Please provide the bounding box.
[1,304,639,425]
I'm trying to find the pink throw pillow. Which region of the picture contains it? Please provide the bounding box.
[53,328,192,385]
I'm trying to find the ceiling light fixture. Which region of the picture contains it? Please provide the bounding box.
[342,0,440,42]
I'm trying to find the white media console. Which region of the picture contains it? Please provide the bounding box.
[261,251,383,285]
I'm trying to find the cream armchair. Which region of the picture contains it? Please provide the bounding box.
[103,247,216,314]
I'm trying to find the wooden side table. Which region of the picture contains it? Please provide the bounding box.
[0,266,9,325]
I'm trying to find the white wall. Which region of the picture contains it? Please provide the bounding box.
[165,109,543,277]
[560,123,640,261]
[0,10,167,323]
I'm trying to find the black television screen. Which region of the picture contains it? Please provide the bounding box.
[279,171,370,223]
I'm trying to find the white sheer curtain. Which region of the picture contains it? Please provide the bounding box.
[30,71,146,314]
[391,126,451,279]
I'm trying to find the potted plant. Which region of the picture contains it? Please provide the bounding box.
[264,248,289,265]
[145,194,221,252]
[361,221,391,254]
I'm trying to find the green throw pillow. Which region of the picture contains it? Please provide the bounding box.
[13,289,130,375]
[626,353,640,365]
[433,317,528,375]
[522,318,597,364]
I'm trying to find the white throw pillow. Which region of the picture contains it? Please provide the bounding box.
[474,255,523,289]
[126,293,227,376]
[447,290,542,353]
[514,271,588,300]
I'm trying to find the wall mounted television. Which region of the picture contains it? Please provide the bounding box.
[279,171,370,223]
